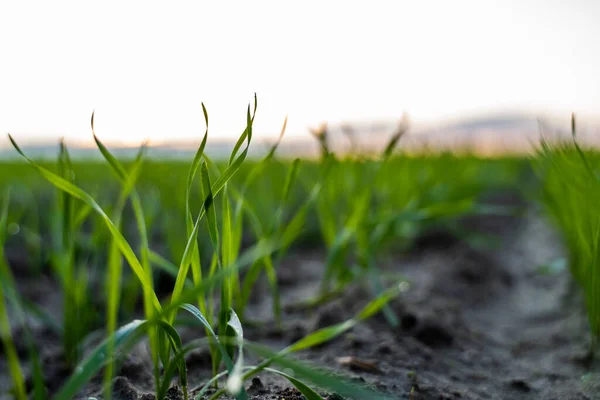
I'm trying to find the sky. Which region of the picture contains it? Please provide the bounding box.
[0,0,599,146]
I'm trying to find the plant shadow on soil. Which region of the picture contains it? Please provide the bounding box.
[2,191,600,400]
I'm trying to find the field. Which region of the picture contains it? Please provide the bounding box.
[2,109,600,400]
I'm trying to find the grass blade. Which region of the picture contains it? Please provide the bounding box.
[8,134,161,310]
[263,368,324,400]
[185,102,209,316]
[179,303,234,372]
[284,284,401,354]
[93,139,149,398]
[55,319,149,400]
[225,310,247,399]
[0,189,27,399]
[57,139,79,367]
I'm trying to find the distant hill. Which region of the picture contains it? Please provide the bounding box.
[403,113,600,155]
[1,112,598,159]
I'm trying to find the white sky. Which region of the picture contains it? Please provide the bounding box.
[1,0,599,145]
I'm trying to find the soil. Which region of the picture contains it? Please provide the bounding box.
[3,192,600,399]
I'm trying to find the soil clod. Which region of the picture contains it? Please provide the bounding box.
[112,376,138,400]
[400,312,418,331]
[508,378,531,392]
[165,385,185,400]
[248,377,265,394]
[413,322,453,348]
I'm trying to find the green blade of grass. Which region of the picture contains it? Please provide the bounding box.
[210,340,394,400]
[1,283,61,334]
[195,365,323,400]
[382,119,407,160]
[221,184,234,297]
[225,309,248,399]
[160,338,215,400]
[238,160,325,321]
[55,319,148,400]
[201,161,232,375]
[371,277,400,327]
[57,139,79,367]
[1,189,47,399]
[56,317,188,400]
[149,250,192,286]
[321,186,372,290]
[93,130,154,305]
[201,162,219,264]
[8,134,161,311]
[171,102,255,322]
[162,236,282,321]
[0,189,27,399]
[280,159,300,205]
[209,284,402,399]
[284,284,401,354]
[155,322,188,400]
[73,202,94,230]
[235,115,287,195]
[229,96,257,165]
[185,102,209,317]
[92,125,162,388]
[221,183,243,319]
[170,196,209,322]
[263,368,324,400]
[93,138,149,399]
[277,170,329,254]
[243,342,393,400]
[179,303,234,372]
[0,266,47,400]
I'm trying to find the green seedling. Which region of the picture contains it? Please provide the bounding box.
[1,96,533,400]
[536,113,600,357]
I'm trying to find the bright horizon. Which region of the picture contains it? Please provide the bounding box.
[1,0,599,146]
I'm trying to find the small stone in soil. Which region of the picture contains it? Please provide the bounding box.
[377,342,392,354]
[414,322,453,347]
[508,378,531,392]
[185,348,212,369]
[313,303,346,330]
[266,326,284,339]
[401,312,418,331]
[276,387,305,399]
[288,323,307,344]
[119,354,154,383]
[439,393,458,399]
[337,356,383,374]
[165,385,184,400]
[248,377,265,393]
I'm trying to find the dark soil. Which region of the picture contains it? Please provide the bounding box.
[3,193,600,399]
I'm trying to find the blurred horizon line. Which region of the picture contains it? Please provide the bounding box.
[1,110,599,159]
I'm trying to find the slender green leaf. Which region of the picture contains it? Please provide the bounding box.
[226,309,247,399]
[263,368,324,400]
[0,191,27,400]
[180,303,233,371]
[55,319,149,400]
[8,134,161,310]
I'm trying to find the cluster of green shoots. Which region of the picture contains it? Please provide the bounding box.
[0,96,529,399]
[0,97,408,400]
[295,121,519,317]
[537,114,600,355]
